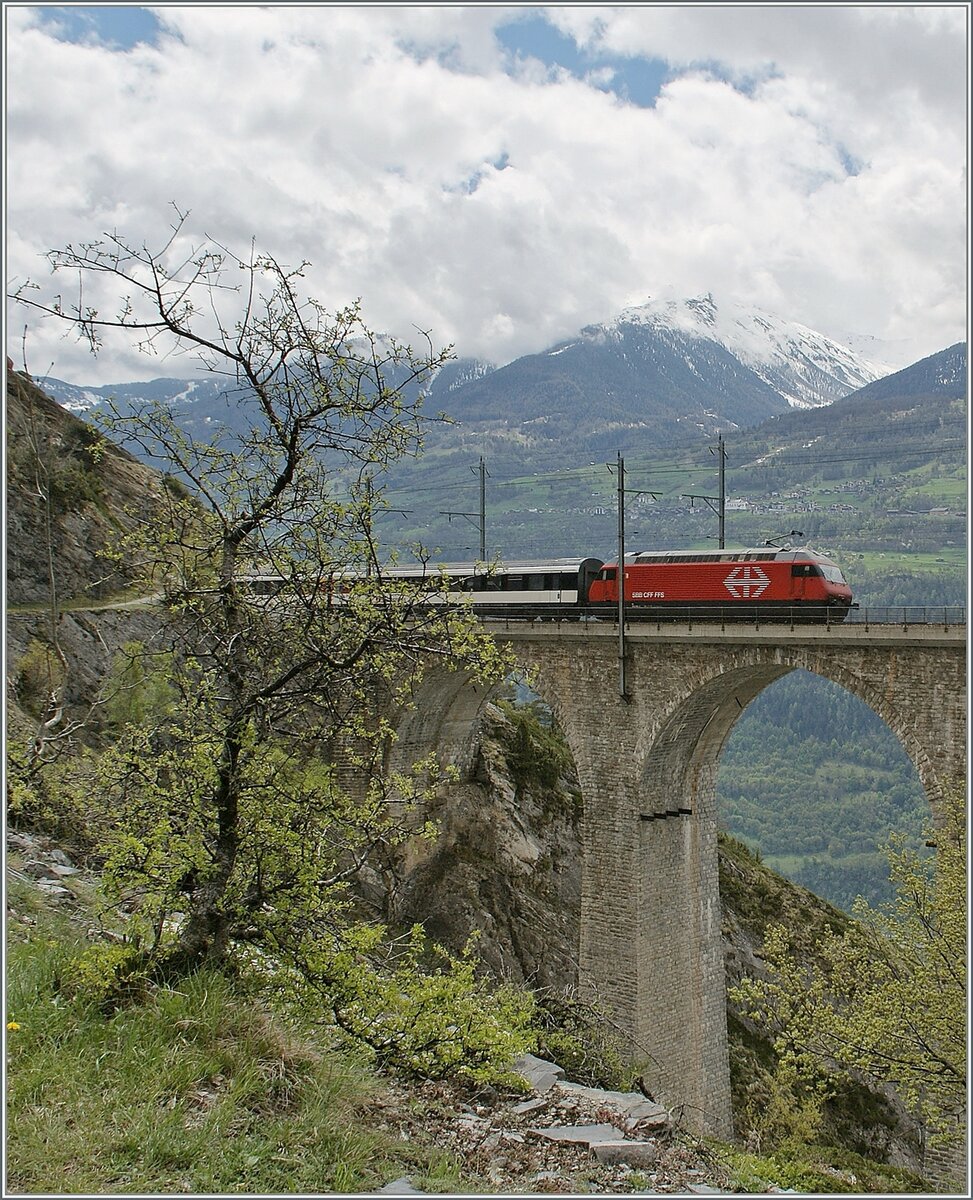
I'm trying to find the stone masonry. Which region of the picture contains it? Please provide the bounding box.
[390,620,966,1144]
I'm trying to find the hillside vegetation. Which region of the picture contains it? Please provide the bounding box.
[5,725,934,1195]
[5,371,179,607]
[716,670,928,911]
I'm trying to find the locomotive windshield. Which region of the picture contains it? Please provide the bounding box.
[819,564,847,585]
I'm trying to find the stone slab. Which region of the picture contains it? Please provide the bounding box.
[554,1081,670,1126]
[531,1122,620,1145]
[590,1139,659,1167]
[513,1052,566,1095]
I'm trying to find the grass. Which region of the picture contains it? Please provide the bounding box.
[4,897,465,1195]
[853,548,966,572]
[716,1142,929,1194]
[5,840,943,1196]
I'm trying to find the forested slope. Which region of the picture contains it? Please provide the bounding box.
[717,671,928,911]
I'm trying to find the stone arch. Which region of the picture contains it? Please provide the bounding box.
[637,646,947,826]
[384,649,576,790]
[624,646,946,1134]
[639,661,794,821]
[473,626,963,1141]
[782,650,947,816]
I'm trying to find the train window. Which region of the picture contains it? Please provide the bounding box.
[527,574,546,590]
[601,567,617,581]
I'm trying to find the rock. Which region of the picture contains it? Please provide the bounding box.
[34,883,72,903]
[46,863,81,878]
[375,1177,425,1194]
[554,1080,671,1128]
[531,1122,620,1145]
[514,1052,565,1095]
[510,1096,549,1116]
[6,832,39,853]
[531,1170,565,1185]
[590,1139,659,1167]
[22,859,57,879]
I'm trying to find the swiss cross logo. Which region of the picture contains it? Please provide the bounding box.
[723,564,770,599]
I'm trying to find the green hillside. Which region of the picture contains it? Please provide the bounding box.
[716,670,930,911]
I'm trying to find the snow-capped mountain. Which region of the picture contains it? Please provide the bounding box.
[36,293,893,472]
[37,374,233,417]
[602,294,885,409]
[421,294,891,465]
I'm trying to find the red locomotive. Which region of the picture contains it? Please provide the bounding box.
[588,547,853,621]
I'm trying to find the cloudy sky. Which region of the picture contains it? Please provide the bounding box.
[4,4,969,385]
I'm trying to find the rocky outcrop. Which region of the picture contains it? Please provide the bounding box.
[375,701,925,1177]
[5,368,171,606]
[388,703,582,992]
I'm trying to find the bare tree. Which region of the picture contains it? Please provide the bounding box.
[10,208,510,983]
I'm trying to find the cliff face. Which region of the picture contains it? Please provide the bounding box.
[5,369,170,606]
[389,702,583,992]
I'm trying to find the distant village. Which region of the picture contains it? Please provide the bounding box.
[554,475,966,523]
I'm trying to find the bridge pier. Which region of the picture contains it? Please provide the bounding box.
[548,648,759,1138]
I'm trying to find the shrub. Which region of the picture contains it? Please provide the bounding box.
[13,639,66,717]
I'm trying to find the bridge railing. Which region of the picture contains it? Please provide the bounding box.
[481,605,967,628]
[845,606,967,628]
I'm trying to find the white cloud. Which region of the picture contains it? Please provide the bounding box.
[4,5,967,384]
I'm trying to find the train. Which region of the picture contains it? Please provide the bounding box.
[242,545,854,623]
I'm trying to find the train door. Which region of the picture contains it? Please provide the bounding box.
[791,561,814,601]
[594,564,617,603]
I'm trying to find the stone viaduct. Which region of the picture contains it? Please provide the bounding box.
[388,618,966,1140]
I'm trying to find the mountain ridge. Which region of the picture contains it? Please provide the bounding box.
[37,294,888,453]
